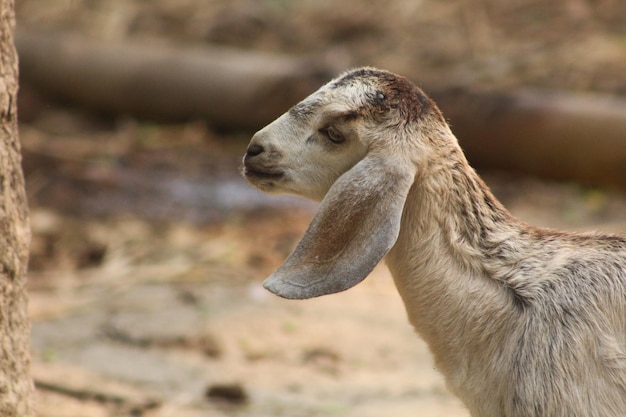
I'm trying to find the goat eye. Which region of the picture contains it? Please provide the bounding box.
[320,126,345,144]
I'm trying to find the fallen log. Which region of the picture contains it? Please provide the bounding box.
[16,29,626,188]
[16,29,342,130]
[433,89,626,188]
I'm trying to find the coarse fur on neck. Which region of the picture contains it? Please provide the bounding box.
[386,122,626,416]
[244,67,626,417]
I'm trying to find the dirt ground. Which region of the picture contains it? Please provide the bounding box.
[13,0,626,416]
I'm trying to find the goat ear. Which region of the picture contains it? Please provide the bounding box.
[263,154,415,299]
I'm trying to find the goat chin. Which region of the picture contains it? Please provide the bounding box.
[243,67,626,417]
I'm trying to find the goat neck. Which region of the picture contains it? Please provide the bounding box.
[386,132,527,398]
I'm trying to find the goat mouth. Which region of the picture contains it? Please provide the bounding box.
[243,168,285,181]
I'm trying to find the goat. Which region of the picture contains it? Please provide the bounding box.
[242,67,626,417]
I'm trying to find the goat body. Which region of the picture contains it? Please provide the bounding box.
[243,67,626,417]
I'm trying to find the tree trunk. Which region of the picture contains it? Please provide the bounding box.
[0,0,34,415]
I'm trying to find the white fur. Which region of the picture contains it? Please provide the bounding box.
[243,67,626,417]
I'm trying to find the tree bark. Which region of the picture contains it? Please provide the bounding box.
[0,0,34,415]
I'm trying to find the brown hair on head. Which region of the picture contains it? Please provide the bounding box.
[334,68,443,125]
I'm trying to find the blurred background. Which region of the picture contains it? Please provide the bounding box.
[15,1,626,416]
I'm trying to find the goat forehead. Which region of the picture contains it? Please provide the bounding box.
[331,68,397,97]
[286,67,437,127]
[288,96,324,122]
[332,67,383,87]
[289,68,406,120]
[288,87,363,123]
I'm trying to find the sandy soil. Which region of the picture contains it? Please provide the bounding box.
[12,0,626,416]
[24,126,626,416]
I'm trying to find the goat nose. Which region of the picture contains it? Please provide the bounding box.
[246,143,265,157]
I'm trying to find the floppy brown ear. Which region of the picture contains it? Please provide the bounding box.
[263,154,415,299]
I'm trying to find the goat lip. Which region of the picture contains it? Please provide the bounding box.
[244,168,284,180]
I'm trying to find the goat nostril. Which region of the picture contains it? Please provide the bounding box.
[246,143,264,157]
